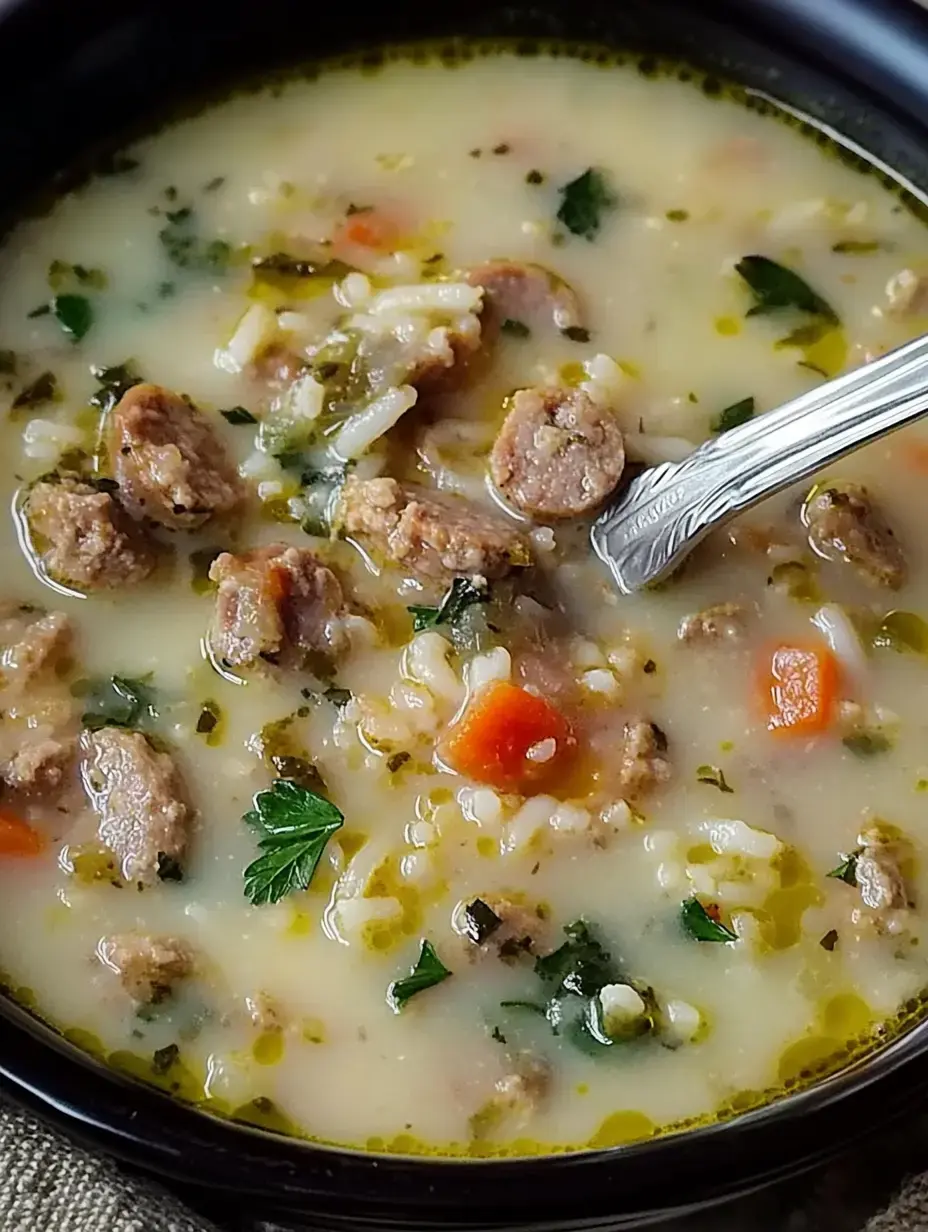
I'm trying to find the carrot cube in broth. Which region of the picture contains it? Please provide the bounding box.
[763,643,839,735]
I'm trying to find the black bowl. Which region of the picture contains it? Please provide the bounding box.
[3,0,928,1227]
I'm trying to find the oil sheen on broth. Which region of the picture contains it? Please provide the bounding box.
[0,47,927,1157]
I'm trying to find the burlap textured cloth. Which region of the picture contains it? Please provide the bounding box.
[1,1088,927,1232]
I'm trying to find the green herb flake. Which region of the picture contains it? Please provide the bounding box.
[826,851,860,886]
[11,371,58,414]
[832,240,880,254]
[159,207,234,274]
[88,362,141,414]
[195,699,223,745]
[534,919,619,996]
[204,176,226,193]
[562,326,591,343]
[500,318,531,339]
[220,406,258,425]
[711,396,755,434]
[408,577,489,633]
[842,731,892,757]
[735,255,838,323]
[243,779,344,907]
[680,898,737,943]
[462,898,502,945]
[526,170,545,185]
[151,1043,180,1075]
[27,304,51,320]
[52,295,94,342]
[666,209,689,222]
[387,939,452,1012]
[491,1025,507,1043]
[820,929,839,952]
[75,674,158,732]
[696,764,734,793]
[156,854,184,883]
[499,999,548,1016]
[556,168,617,241]
[323,686,352,710]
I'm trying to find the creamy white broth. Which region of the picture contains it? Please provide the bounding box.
[0,47,927,1156]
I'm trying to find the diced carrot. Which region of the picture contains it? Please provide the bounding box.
[0,809,45,857]
[762,642,839,735]
[442,681,576,793]
[335,212,398,252]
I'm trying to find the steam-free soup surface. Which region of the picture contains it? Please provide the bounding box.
[1,49,928,1154]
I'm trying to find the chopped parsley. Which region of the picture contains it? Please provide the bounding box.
[159,206,234,273]
[526,169,545,185]
[711,396,755,434]
[195,699,223,744]
[562,325,591,343]
[556,168,617,241]
[387,939,452,1011]
[48,260,106,292]
[680,898,737,943]
[832,240,880,254]
[666,209,689,222]
[735,255,838,323]
[74,674,159,732]
[243,779,344,906]
[156,854,184,883]
[219,406,258,425]
[696,764,734,793]
[52,295,94,342]
[462,898,502,945]
[151,1043,180,1075]
[500,318,531,339]
[843,731,892,757]
[826,851,861,886]
[323,686,352,710]
[204,176,226,193]
[408,576,489,633]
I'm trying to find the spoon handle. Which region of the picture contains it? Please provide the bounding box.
[591,332,928,594]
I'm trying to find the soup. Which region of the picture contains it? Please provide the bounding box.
[1,45,928,1157]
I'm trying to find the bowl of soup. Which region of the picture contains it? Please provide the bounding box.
[3,0,928,1225]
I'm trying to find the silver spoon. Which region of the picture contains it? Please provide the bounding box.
[591,332,928,594]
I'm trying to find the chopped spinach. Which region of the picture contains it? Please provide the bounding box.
[462,898,502,945]
[74,674,158,732]
[735,255,838,323]
[408,576,489,633]
[387,939,452,1012]
[159,207,234,273]
[696,764,734,793]
[826,851,861,886]
[11,371,58,414]
[680,898,737,943]
[535,919,620,997]
[52,295,94,342]
[88,362,142,414]
[711,396,755,434]
[243,779,344,906]
[556,168,617,241]
[220,406,258,425]
[500,318,531,339]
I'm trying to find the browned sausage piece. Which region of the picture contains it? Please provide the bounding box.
[804,482,905,589]
[677,602,752,646]
[109,383,243,530]
[338,476,532,582]
[209,543,348,670]
[80,728,190,883]
[856,827,911,915]
[4,736,74,793]
[98,933,193,1004]
[25,478,156,590]
[490,387,624,519]
[466,260,583,335]
[619,720,671,800]
[0,609,71,689]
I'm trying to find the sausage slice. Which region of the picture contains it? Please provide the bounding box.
[804,482,905,589]
[466,261,584,335]
[490,387,624,519]
[98,933,193,1004]
[109,383,243,530]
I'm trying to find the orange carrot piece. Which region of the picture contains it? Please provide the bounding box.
[763,643,839,735]
[336,212,398,251]
[0,809,45,857]
[442,681,576,793]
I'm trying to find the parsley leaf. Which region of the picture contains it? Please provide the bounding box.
[711,396,755,434]
[462,898,502,945]
[735,255,838,322]
[159,207,233,273]
[88,362,141,414]
[243,779,343,906]
[52,295,94,342]
[556,168,616,240]
[407,576,489,633]
[11,371,59,414]
[220,406,257,425]
[534,919,620,996]
[826,851,861,885]
[696,764,734,792]
[151,1043,180,1075]
[74,674,158,731]
[387,939,452,1011]
[680,898,737,943]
